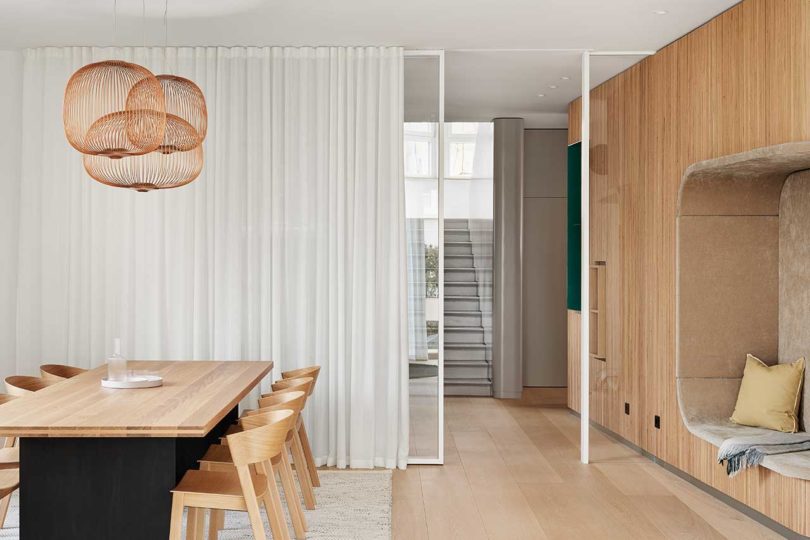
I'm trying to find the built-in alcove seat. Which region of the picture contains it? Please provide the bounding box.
[677,142,810,481]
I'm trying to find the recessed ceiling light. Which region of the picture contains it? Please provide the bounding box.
[560,76,570,80]
[548,84,558,89]
[537,93,545,98]
[653,9,668,15]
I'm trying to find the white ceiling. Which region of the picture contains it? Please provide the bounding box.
[0,0,740,127]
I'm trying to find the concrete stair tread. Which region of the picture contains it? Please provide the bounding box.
[445,295,492,301]
[445,326,484,331]
[445,360,491,365]
[445,310,482,315]
[445,254,491,258]
[445,343,488,349]
[445,378,492,386]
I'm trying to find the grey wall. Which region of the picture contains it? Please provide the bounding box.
[0,50,22,371]
[522,129,568,387]
[492,118,524,399]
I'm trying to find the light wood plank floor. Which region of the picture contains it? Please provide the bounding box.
[393,397,782,540]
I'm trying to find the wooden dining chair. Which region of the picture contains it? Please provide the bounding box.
[4,375,56,396]
[0,394,19,464]
[0,469,18,528]
[226,384,317,509]
[261,377,313,400]
[40,364,86,382]
[231,377,314,435]
[0,393,19,456]
[169,410,295,540]
[0,394,19,529]
[272,374,321,489]
[280,366,321,394]
[202,396,309,540]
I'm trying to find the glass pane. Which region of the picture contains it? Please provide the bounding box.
[444,122,494,399]
[405,55,441,461]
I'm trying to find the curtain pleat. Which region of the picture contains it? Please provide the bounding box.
[13,46,408,469]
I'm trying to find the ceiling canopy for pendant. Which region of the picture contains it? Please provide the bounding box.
[63,61,166,159]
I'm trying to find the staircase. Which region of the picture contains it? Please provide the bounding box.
[444,219,493,397]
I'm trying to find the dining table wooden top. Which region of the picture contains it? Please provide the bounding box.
[0,360,272,438]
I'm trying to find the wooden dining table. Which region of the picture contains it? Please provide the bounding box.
[0,360,272,539]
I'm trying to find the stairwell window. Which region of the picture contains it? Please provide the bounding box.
[405,122,440,365]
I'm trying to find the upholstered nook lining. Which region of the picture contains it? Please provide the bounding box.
[676,142,810,480]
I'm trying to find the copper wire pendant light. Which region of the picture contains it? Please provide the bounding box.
[63,61,166,158]
[63,0,208,192]
[89,74,208,191]
[83,144,203,192]
[152,75,207,152]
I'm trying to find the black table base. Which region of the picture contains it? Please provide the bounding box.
[18,407,237,540]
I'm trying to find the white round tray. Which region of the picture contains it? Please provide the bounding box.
[101,375,163,389]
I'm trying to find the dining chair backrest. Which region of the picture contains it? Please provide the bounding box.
[40,364,86,382]
[226,409,294,467]
[271,376,313,395]
[5,376,54,396]
[252,390,306,417]
[0,394,17,406]
[281,366,320,395]
[241,403,305,431]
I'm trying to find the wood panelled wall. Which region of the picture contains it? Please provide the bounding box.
[567,0,810,534]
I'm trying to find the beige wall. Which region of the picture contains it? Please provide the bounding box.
[522,129,568,387]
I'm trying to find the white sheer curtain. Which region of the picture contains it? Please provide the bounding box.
[406,219,427,361]
[11,46,408,469]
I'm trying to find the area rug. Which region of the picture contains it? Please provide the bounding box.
[0,470,392,539]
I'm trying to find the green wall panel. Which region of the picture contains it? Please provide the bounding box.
[567,142,581,311]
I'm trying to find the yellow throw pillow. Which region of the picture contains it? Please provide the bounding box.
[730,354,805,433]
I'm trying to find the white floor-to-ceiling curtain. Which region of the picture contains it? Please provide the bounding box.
[406,219,427,361]
[12,46,408,469]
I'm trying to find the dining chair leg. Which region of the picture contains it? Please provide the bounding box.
[0,494,11,528]
[207,509,224,540]
[262,462,292,540]
[187,506,205,540]
[238,468,269,540]
[291,431,316,510]
[168,493,185,540]
[298,424,320,488]
[278,450,307,538]
[198,462,223,540]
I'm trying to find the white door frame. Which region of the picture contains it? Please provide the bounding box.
[405,49,445,466]
[401,47,659,466]
[579,50,654,464]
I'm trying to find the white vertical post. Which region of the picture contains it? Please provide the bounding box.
[437,49,445,466]
[580,50,590,465]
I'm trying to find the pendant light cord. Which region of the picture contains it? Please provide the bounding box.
[164,0,169,49]
[113,0,117,48]
[164,0,169,71]
[142,0,146,49]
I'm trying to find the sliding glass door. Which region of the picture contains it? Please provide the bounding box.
[405,51,444,464]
